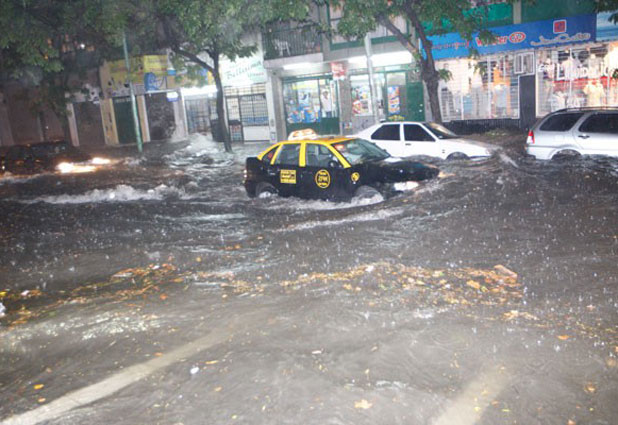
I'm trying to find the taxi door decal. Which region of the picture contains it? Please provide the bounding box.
[280,169,297,184]
[315,169,331,189]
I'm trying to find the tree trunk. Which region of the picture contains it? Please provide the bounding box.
[213,56,232,153]
[424,70,442,124]
[405,6,443,124]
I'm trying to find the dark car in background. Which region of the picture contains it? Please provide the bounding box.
[0,141,97,175]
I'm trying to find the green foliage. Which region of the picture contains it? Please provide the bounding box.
[333,0,499,123]
[0,0,130,122]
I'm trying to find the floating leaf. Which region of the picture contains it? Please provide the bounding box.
[354,399,373,409]
[466,280,481,290]
[33,384,44,390]
[557,335,570,341]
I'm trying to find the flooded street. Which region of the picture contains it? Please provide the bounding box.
[0,135,617,425]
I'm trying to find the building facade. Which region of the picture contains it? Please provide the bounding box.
[262,0,618,138]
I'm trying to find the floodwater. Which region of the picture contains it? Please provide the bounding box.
[0,134,616,425]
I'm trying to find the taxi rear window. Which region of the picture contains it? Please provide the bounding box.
[305,144,338,167]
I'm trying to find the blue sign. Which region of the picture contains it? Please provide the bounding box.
[427,14,597,59]
[144,72,165,92]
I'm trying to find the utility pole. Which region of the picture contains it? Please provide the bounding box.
[364,34,380,125]
[123,31,143,153]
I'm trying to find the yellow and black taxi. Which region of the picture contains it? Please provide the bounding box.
[244,134,439,201]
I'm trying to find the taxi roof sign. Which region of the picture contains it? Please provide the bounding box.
[287,128,318,141]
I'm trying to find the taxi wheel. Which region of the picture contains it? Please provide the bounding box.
[354,185,383,202]
[255,182,277,199]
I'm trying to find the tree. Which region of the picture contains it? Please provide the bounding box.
[334,0,494,123]
[146,0,258,152]
[146,0,316,152]
[0,0,125,139]
[0,0,314,149]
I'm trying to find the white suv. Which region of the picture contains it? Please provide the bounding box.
[527,108,618,160]
[354,121,495,160]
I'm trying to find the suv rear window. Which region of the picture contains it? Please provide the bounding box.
[579,113,618,134]
[540,113,584,132]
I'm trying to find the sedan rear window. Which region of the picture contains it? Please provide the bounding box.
[371,124,400,141]
[540,113,584,132]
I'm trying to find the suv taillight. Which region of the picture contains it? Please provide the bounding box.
[527,130,535,144]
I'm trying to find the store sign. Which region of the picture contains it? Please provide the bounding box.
[331,62,347,80]
[221,55,267,87]
[427,14,596,59]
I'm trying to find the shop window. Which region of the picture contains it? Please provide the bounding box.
[404,124,434,141]
[386,73,406,117]
[515,53,535,75]
[536,45,618,117]
[274,144,300,165]
[437,55,519,121]
[579,113,618,134]
[372,124,400,140]
[351,74,385,116]
[283,78,338,124]
[539,113,584,131]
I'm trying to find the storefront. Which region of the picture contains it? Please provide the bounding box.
[181,53,271,142]
[435,54,522,121]
[347,66,423,120]
[535,13,618,117]
[428,13,597,127]
[282,75,340,136]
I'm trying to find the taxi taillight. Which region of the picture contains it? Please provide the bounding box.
[527,130,535,144]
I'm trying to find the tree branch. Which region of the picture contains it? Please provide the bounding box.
[377,15,418,56]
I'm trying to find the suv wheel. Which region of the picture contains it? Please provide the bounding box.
[551,150,581,161]
[255,182,277,198]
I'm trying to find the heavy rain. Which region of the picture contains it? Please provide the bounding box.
[1,1,618,424]
[1,133,616,424]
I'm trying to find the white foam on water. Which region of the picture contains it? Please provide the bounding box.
[25,184,190,204]
[0,173,46,185]
[275,207,404,232]
[498,152,519,168]
[259,193,384,212]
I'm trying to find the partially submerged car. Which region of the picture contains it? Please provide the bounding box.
[526,108,618,160]
[355,121,495,160]
[0,141,110,175]
[244,136,439,201]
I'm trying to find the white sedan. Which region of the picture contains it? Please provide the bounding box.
[354,121,495,160]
